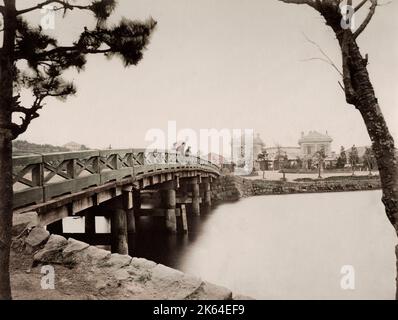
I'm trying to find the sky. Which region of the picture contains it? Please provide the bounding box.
[10,0,398,152]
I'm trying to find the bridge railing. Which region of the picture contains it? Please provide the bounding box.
[12,149,220,209]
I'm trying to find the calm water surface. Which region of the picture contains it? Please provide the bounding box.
[128,190,397,299]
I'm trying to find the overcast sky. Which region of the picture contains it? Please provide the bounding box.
[15,0,398,151]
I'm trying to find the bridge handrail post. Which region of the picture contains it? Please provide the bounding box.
[32,162,44,187]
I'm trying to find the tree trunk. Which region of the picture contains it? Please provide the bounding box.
[338,34,398,298]
[0,0,17,300]
[0,134,13,300]
[279,0,398,299]
[342,36,398,231]
[319,4,398,295]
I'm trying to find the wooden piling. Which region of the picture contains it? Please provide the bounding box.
[163,189,177,233]
[203,182,212,207]
[111,209,128,255]
[84,210,96,242]
[123,190,136,234]
[177,204,188,234]
[192,181,200,216]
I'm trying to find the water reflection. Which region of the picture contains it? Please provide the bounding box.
[128,212,214,267]
[130,191,397,300]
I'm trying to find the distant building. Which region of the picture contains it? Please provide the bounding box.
[264,146,301,170]
[230,132,265,175]
[298,131,333,157]
[298,131,335,169]
[260,131,337,170]
[63,141,85,151]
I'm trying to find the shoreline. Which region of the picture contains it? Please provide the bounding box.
[211,174,381,202]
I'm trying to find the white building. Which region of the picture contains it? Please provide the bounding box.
[298,131,333,157]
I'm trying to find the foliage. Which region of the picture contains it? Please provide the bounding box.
[7,0,157,139]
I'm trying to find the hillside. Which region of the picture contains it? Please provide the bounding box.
[13,140,74,155]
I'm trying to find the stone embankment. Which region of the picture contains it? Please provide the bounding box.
[11,216,249,300]
[211,175,381,202]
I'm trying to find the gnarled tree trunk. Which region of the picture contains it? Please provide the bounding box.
[337,32,398,226]
[0,0,16,300]
[279,0,398,298]
[324,4,398,299]
[341,34,398,298]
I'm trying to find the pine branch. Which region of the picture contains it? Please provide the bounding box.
[9,5,156,139]
[15,18,157,68]
[17,1,92,16]
[278,0,319,8]
[17,0,117,23]
[10,96,44,139]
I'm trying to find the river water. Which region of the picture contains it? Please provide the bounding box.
[127,190,397,300]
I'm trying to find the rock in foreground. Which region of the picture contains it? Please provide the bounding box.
[28,233,239,300]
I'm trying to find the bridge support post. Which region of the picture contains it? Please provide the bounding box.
[122,189,136,234]
[111,209,128,255]
[162,188,177,233]
[84,210,96,241]
[132,189,141,232]
[201,180,212,210]
[176,204,188,234]
[191,177,201,216]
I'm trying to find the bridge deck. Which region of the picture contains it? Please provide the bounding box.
[13,149,220,212]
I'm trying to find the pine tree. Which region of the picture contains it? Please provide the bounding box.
[0,0,156,299]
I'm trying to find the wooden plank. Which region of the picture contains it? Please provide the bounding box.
[176,197,202,204]
[99,149,133,157]
[43,150,99,162]
[97,188,116,204]
[100,168,134,184]
[13,155,43,167]
[131,148,147,153]
[44,175,100,201]
[136,208,165,217]
[38,205,69,227]
[72,197,95,215]
[12,177,129,215]
[12,152,220,214]
[13,187,44,209]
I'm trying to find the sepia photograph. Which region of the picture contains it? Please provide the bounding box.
[0,0,397,307]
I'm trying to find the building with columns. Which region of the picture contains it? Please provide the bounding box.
[298,131,333,157]
[261,131,336,170]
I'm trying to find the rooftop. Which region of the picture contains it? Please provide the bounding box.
[298,131,333,144]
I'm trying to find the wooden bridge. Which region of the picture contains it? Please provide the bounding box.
[13,149,220,254]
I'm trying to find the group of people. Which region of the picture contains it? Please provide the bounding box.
[172,141,191,157]
[171,141,193,164]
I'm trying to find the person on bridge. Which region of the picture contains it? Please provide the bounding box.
[185,146,192,164]
[176,142,186,163]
